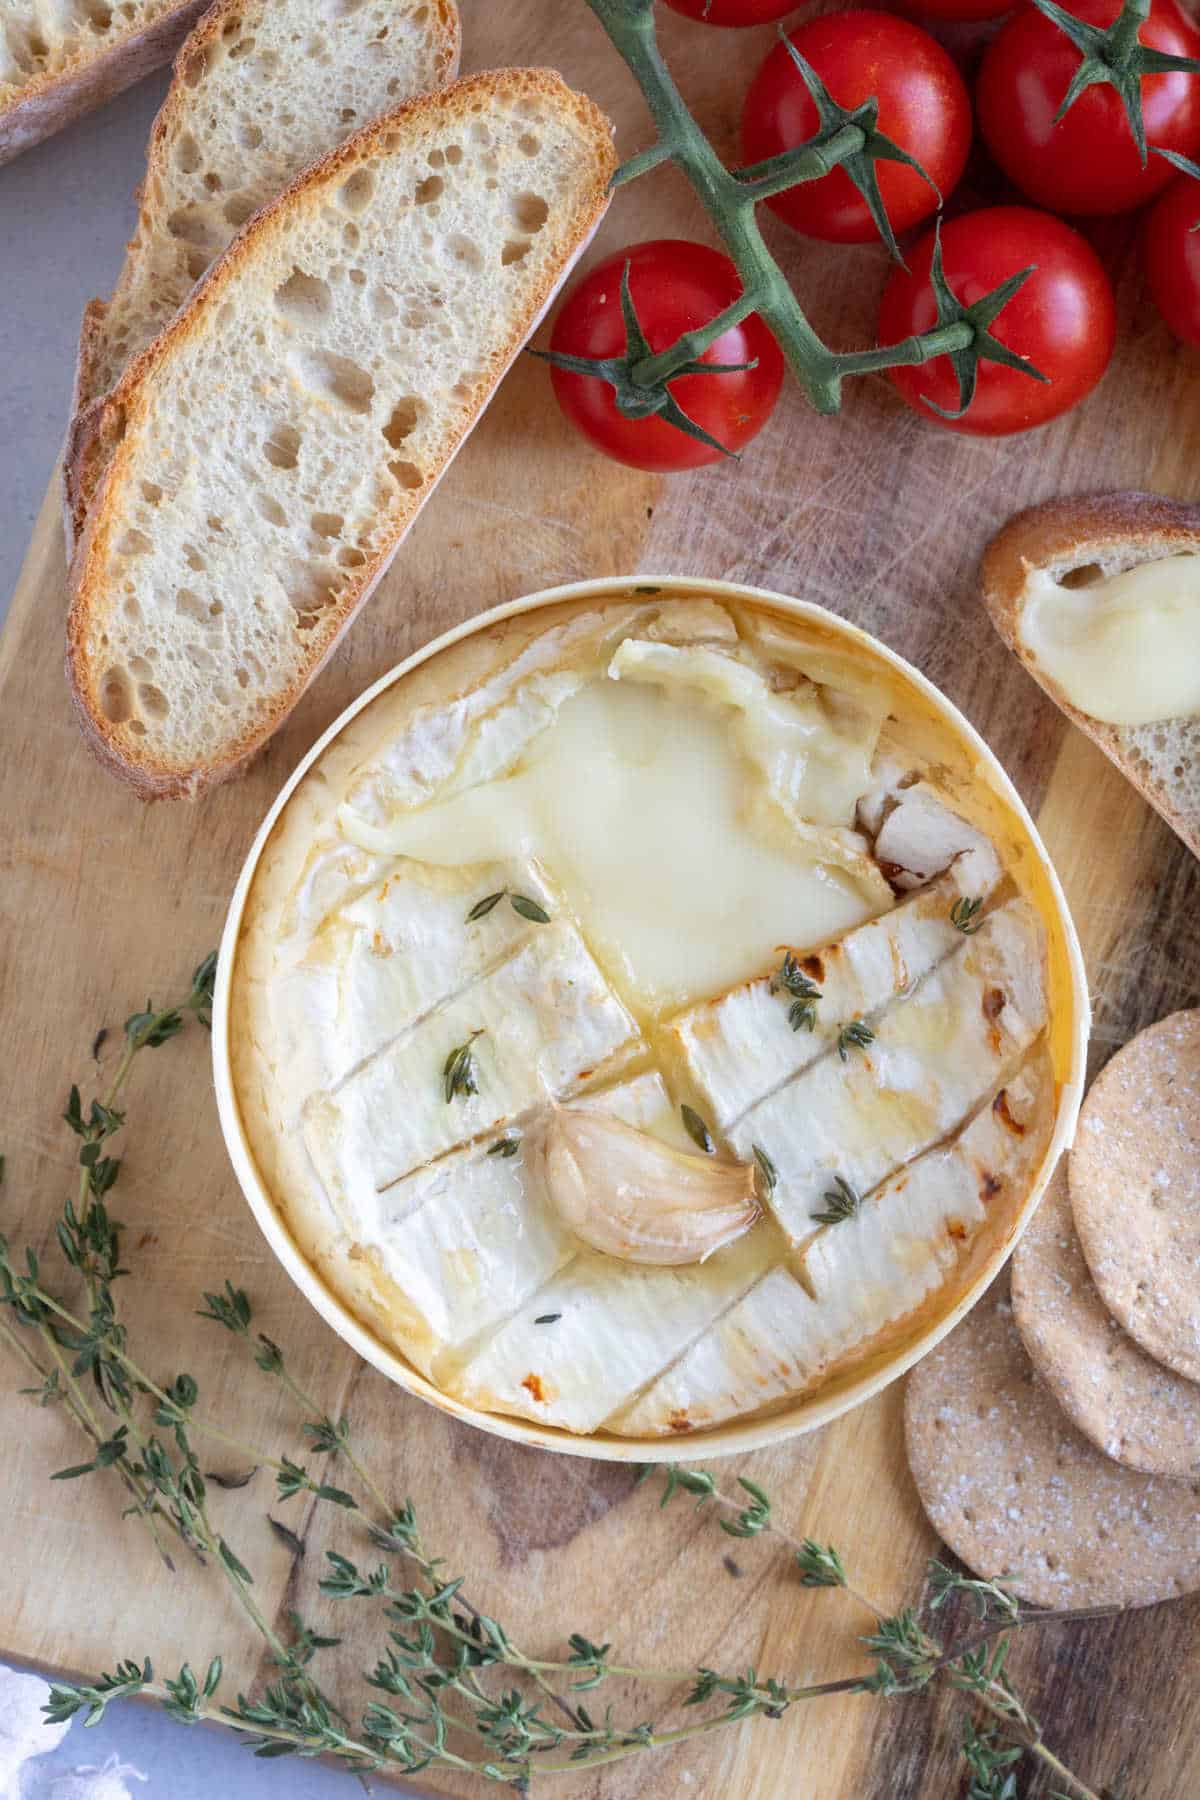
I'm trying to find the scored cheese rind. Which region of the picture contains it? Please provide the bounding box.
[350,1072,673,1377]
[266,857,556,1116]
[729,900,1046,1246]
[611,1049,1055,1437]
[339,599,743,837]
[668,855,1003,1133]
[445,1225,773,1434]
[302,922,639,1229]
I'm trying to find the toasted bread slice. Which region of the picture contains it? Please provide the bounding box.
[64,0,460,546]
[981,491,1200,859]
[0,0,207,166]
[66,68,616,800]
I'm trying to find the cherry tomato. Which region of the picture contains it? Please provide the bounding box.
[895,0,1013,22]
[978,0,1200,216]
[546,241,784,472]
[662,0,801,22]
[1143,174,1200,345]
[878,206,1117,434]
[740,11,971,244]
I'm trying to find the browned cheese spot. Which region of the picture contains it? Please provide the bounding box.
[992,1089,1026,1136]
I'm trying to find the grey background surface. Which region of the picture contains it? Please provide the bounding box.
[0,71,407,1800]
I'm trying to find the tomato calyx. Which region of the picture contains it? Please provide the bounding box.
[914,225,1050,419]
[1031,0,1200,164]
[531,260,759,459]
[735,35,941,263]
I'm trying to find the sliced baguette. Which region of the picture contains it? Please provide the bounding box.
[64,0,460,546]
[0,0,207,166]
[66,67,617,800]
[981,491,1200,858]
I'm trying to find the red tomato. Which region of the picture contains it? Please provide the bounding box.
[741,11,971,243]
[663,0,800,21]
[546,242,785,472]
[878,206,1117,434]
[895,0,1013,21]
[978,0,1200,216]
[1143,174,1200,344]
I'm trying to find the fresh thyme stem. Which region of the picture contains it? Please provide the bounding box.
[1,955,1110,1796]
[0,1313,169,1552]
[972,1689,1103,1800]
[11,1308,175,1567]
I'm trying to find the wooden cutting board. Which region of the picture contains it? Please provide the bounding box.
[3,2,1200,1794]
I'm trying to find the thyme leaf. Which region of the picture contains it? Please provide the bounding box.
[770,952,821,1033]
[467,890,551,926]
[681,1105,715,1155]
[443,1032,483,1104]
[752,1144,777,1197]
[268,1515,306,1559]
[836,1020,875,1063]
[951,896,985,935]
[509,894,551,925]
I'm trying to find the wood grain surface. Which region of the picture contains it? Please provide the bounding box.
[2,2,1199,1795]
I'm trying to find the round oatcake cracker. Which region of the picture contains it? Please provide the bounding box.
[1070,1011,1200,1384]
[905,1279,1200,1609]
[1012,1166,1200,1476]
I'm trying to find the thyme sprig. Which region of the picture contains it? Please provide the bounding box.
[951,896,986,935]
[771,951,822,1033]
[837,1020,876,1062]
[811,1175,862,1227]
[0,956,1114,1798]
[443,1032,483,1104]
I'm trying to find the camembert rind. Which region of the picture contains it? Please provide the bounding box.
[723,900,1047,1248]
[612,1050,1055,1438]
[302,921,639,1228]
[223,580,1088,1454]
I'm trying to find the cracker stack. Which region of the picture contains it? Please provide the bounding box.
[905,1011,1200,1609]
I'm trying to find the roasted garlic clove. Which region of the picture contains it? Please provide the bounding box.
[539,1109,759,1266]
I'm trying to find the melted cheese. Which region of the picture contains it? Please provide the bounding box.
[1019,560,1200,726]
[341,669,882,1015]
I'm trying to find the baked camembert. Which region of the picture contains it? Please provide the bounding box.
[230,591,1059,1438]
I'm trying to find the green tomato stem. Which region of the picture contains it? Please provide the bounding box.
[582,0,987,417]
[630,289,761,385]
[735,124,868,199]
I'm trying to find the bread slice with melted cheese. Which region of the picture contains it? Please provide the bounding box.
[66,68,616,798]
[982,491,1200,859]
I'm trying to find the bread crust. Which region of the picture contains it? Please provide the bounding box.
[980,491,1200,859]
[62,0,462,548]
[0,0,209,167]
[65,66,617,801]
